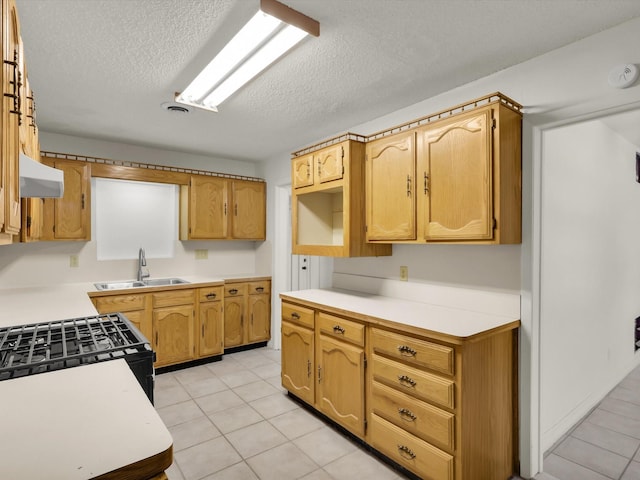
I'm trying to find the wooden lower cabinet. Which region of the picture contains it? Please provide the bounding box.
[153,304,195,367]
[371,414,454,480]
[280,297,518,480]
[281,320,314,404]
[317,334,366,437]
[91,292,151,341]
[248,292,270,343]
[198,286,224,357]
[224,279,272,349]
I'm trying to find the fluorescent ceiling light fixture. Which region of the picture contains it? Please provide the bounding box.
[176,0,319,112]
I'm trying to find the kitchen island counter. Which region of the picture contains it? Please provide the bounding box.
[0,359,172,480]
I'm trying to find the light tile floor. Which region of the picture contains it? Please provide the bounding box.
[157,346,640,480]
[540,363,640,480]
[155,347,406,480]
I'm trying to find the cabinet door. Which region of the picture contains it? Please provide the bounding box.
[1,0,22,237]
[231,180,266,240]
[292,154,313,189]
[41,158,90,241]
[199,301,223,357]
[153,304,195,367]
[419,109,494,241]
[366,131,416,241]
[316,144,343,184]
[317,334,365,437]
[224,295,245,348]
[189,175,228,239]
[281,321,314,405]
[248,293,270,343]
[122,309,152,344]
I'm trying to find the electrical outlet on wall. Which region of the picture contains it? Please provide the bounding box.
[70,255,79,268]
[400,266,408,281]
[195,249,208,260]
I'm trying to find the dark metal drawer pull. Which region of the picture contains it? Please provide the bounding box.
[291,312,300,319]
[398,408,417,421]
[206,293,217,299]
[333,325,345,334]
[397,444,416,460]
[397,345,417,357]
[229,288,238,294]
[398,375,417,387]
[255,287,264,293]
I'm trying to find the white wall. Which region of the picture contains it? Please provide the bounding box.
[540,119,640,450]
[0,134,266,289]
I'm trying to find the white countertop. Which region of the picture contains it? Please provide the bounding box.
[281,288,519,340]
[0,359,172,480]
[0,275,268,328]
[0,283,100,327]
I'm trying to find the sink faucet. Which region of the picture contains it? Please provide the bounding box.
[137,247,150,282]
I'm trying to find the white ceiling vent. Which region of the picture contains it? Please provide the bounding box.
[161,102,191,114]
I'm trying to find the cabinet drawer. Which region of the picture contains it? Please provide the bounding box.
[370,414,453,480]
[282,302,314,329]
[224,284,247,297]
[372,354,454,409]
[152,289,195,308]
[248,281,270,295]
[372,381,454,451]
[371,328,454,375]
[94,294,146,313]
[318,312,364,346]
[197,286,223,303]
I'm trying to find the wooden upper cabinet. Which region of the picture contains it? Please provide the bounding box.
[418,108,494,241]
[366,131,416,241]
[291,139,392,258]
[316,144,343,184]
[292,154,313,189]
[0,0,22,242]
[180,175,266,241]
[366,96,522,245]
[41,158,91,241]
[292,145,343,190]
[184,175,228,240]
[231,179,266,240]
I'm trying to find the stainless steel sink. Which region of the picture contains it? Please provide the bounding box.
[94,278,189,290]
[94,281,146,291]
[142,278,189,287]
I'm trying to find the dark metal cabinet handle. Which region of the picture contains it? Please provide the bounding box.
[307,360,311,377]
[398,408,417,422]
[397,445,416,459]
[255,287,264,293]
[318,366,322,383]
[398,375,417,387]
[424,172,429,194]
[206,293,217,299]
[229,288,238,295]
[333,325,345,335]
[397,345,417,357]
[291,312,300,319]
[406,174,411,197]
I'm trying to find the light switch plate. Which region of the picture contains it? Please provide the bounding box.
[70,255,79,268]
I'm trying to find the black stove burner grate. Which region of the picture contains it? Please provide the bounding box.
[0,313,152,380]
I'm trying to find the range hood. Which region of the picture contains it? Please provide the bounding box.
[19,153,64,198]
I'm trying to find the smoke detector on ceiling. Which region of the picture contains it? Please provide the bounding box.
[161,102,191,114]
[608,64,639,89]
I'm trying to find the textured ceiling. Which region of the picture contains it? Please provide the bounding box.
[15,0,640,163]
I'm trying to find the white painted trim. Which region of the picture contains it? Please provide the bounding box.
[529,99,640,478]
[271,182,292,351]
